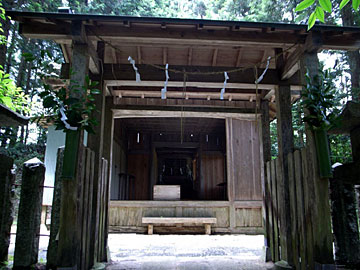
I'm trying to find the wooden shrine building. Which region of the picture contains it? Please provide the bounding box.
[7,9,360,269]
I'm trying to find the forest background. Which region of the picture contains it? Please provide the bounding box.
[0,0,359,170]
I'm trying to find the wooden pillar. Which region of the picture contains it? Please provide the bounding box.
[98,96,114,262]
[300,43,334,266]
[225,118,236,230]
[260,100,272,262]
[57,21,89,269]
[275,83,294,265]
[0,154,14,265]
[13,158,45,269]
[87,41,106,266]
[47,147,64,270]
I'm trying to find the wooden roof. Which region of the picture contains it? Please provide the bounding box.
[7,11,360,117]
[0,103,29,127]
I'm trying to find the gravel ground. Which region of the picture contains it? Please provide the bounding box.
[7,227,273,270]
[107,234,274,270]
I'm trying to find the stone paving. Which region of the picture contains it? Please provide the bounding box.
[107,234,274,270]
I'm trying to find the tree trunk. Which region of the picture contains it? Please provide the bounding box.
[4,23,17,74]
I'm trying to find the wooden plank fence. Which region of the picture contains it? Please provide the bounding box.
[266,147,331,269]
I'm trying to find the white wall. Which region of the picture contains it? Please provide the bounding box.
[43,126,66,205]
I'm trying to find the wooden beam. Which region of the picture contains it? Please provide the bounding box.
[304,31,323,53]
[281,46,304,80]
[260,49,269,68]
[113,90,257,101]
[275,83,294,265]
[62,63,302,86]
[19,21,304,48]
[111,47,117,64]
[112,108,257,120]
[187,48,193,65]
[113,97,256,109]
[212,48,218,66]
[137,46,142,64]
[18,19,360,50]
[163,47,168,65]
[235,48,243,67]
[87,40,105,265]
[71,21,100,74]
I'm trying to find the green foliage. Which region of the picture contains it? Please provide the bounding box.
[319,0,332,12]
[0,68,29,112]
[38,75,100,134]
[295,0,315,12]
[301,66,344,130]
[295,0,359,29]
[329,134,352,163]
[340,0,351,9]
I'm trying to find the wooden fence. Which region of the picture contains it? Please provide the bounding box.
[77,148,109,269]
[265,147,330,269]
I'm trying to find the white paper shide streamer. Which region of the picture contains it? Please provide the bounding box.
[255,56,271,84]
[60,106,78,131]
[161,64,170,99]
[220,71,229,100]
[128,56,141,82]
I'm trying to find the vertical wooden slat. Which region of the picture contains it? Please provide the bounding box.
[270,159,280,261]
[81,148,91,270]
[301,148,314,269]
[85,150,95,270]
[78,147,86,269]
[294,150,307,270]
[288,152,300,269]
[266,161,275,261]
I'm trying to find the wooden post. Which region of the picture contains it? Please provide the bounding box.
[98,96,114,262]
[13,158,45,269]
[47,147,64,270]
[225,118,236,230]
[57,21,89,269]
[148,225,153,235]
[87,41,106,267]
[260,100,272,261]
[275,83,294,266]
[0,154,14,265]
[300,41,334,266]
[205,224,211,235]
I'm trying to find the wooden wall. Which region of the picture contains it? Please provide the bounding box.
[109,200,263,234]
[226,119,262,201]
[200,153,225,200]
[128,154,150,200]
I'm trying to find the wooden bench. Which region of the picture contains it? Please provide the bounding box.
[141,217,217,235]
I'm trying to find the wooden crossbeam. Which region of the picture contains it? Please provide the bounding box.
[281,46,303,80]
[113,90,258,101]
[61,63,302,86]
